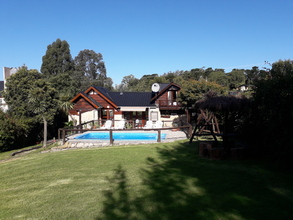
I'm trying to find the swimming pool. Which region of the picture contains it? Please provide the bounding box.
[74,132,166,141]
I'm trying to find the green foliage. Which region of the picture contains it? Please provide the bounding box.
[74,49,107,90]
[48,72,78,97]
[3,66,60,147]
[271,59,293,79]
[0,110,30,151]
[177,79,227,107]
[208,70,229,87]
[3,66,43,118]
[41,38,74,77]
[227,69,246,89]
[3,67,57,122]
[242,59,293,168]
[118,74,168,92]
[74,50,112,90]
[182,68,206,81]
[119,74,139,91]
[27,79,57,124]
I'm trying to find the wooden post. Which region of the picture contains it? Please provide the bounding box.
[58,128,61,140]
[79,111,82,131]
[110,130,114,145]
[188,124,192,138]
[157,130,161,142]
[62,129,65,145]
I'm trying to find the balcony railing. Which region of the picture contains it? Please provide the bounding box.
[158,100,182,108]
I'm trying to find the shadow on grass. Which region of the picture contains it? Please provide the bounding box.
[97,142,293,220]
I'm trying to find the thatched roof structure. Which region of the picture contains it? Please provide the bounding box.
[195,94,251,112]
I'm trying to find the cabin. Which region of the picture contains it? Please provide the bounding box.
[69,82,186,128]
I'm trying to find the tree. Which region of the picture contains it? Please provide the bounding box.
[161,70,184,82]
[48,72,78,97]
[177,79,227,107]
[270,59,293,79]
[241,59,293,168]
[118,74,167,92]
[41,38,74,77]
[28,79,57,147]
[208,70,229,87]
[74,49,107,90]
[227,69,246,89]
[58,92,75,125]
[3,66,58,146]
[3,66,43,117]
[102,77,114,91]
[182,68,205,81]
[119,74,139,91]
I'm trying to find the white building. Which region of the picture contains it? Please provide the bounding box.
[0,67,19,112]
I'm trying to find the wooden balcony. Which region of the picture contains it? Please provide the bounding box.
[158,100,182,110]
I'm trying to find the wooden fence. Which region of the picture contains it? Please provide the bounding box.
[58,126,192,145]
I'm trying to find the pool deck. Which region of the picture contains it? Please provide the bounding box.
[63,130,188,148]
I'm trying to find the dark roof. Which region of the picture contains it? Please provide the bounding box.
[93,86,116,103]
[83,83,180,107]
[0,81,4,96]
[109,92,156,107]
[158,83,170,92]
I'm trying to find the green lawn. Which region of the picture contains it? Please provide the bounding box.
[1,140,293,220]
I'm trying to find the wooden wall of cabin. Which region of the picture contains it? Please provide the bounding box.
[70,98,96,114]
[154,92,168,105]
[90,94,116,108]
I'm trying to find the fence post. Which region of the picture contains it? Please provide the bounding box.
[110,130,114,145]
[62,129,65,145]
[58,128,61,140]
[157,130,161,142]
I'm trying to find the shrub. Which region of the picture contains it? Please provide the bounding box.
[0,110,30,152]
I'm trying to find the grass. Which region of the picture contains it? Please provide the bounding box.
[0,140,293,220]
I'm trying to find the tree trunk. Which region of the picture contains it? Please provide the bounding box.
[43,117,47,148]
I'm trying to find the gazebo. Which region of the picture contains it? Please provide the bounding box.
[190,92,250,158]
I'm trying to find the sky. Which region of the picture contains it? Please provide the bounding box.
[1,0,293,85]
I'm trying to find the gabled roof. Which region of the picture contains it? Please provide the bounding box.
[81,92,103,108]
[157,83,170,92]
[83,86,118,108]
[70,92,102,109]
[92,86,116,103]
[151,82,181,101]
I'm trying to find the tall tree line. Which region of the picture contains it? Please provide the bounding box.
[115,66,269,93]
[41,38,113,97]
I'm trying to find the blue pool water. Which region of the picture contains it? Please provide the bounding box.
[74,132,166,141]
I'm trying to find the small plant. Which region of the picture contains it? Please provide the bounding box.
[126,122,133,129]
[94,121,100,128]
[64,121,74,128]
[172,117,179,127]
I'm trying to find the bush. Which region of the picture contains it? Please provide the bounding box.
[242,69,293,168]
[0,110,31,152]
